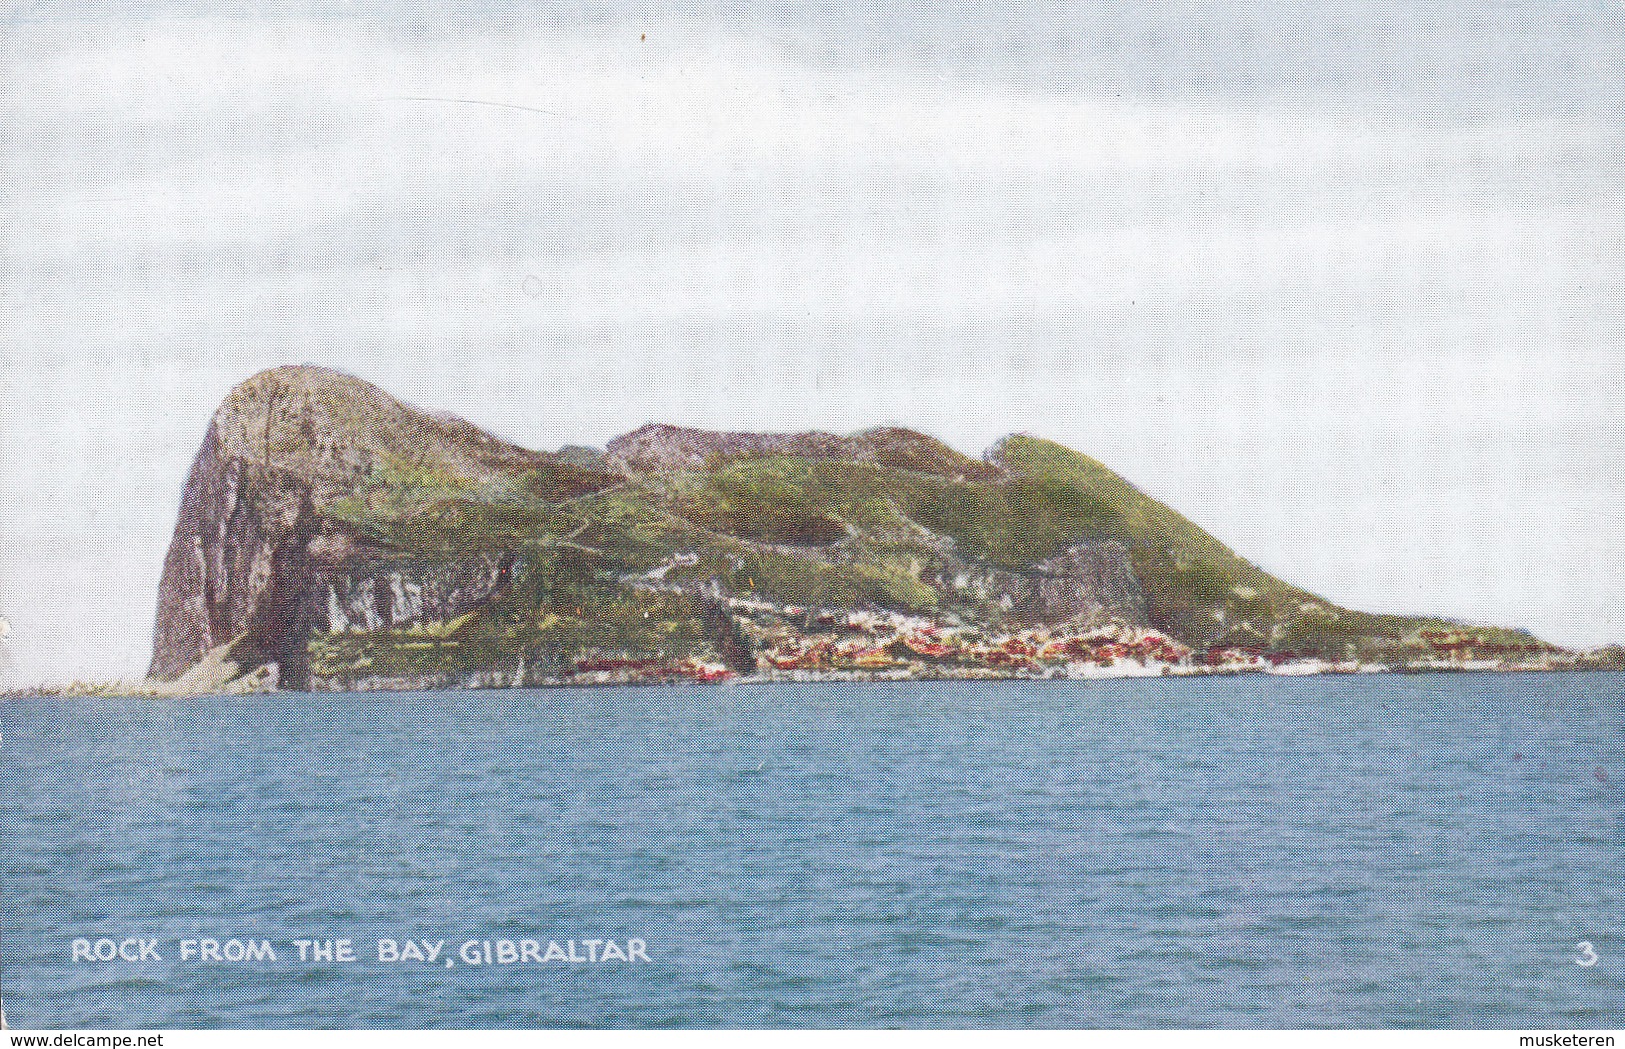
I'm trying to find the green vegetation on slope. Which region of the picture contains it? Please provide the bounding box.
[987,435,1542,656]
[301,420,1538,669]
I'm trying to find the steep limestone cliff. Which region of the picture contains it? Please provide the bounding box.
[148,366,546,682]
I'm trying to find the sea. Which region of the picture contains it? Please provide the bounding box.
[1,672,1620,1028]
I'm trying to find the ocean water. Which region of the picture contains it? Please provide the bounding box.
[1,672,1620,1028]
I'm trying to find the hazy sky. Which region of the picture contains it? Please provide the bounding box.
[3,1,1622,685]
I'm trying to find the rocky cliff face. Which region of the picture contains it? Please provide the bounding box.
[148,427,317,679]
[148,366,544,683]
[606,423,1002,481]
[922,542,1150,629]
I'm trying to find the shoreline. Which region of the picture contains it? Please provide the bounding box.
[5,659,1620,700]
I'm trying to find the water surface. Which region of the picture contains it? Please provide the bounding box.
[2,673,1620,1027]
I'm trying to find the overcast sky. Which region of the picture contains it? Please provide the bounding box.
[2,1,1622,685]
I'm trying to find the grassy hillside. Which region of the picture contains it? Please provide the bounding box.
[309,423,1542,672]
[988,435,1542,654]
